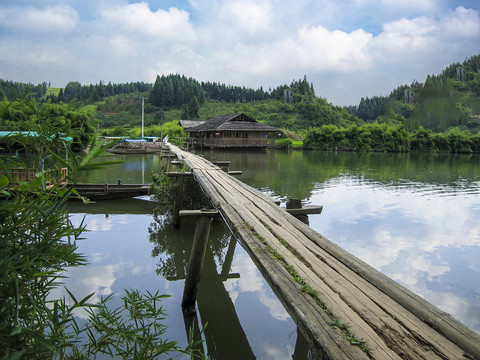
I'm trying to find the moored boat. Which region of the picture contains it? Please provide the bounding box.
[67,183,150,200]
[108,139,162,154]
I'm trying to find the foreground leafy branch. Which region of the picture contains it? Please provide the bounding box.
[0,96,209,359]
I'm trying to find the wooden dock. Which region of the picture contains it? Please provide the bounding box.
[164,143,480,360]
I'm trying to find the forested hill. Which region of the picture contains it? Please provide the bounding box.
[1,75,360,133]
[346,53,480,133]
[1,53,480,134]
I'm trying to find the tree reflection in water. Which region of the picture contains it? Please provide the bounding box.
[148,209,258,359]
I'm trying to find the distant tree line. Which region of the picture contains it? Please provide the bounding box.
[201,75,316,103]
[304,123,480,153]
[0,79,48,102]
[201,81,270,102]
[53,81,152,103]
[0,79,152,104]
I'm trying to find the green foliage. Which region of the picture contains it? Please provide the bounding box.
[150,170,210,222]
[0,93,97,153]
[409,82,468,132]
[0,97,208,360]
[275,138,293,150]
[202,81,270,102]
[304,123,480,153]
[0,79,48,102]
[77,290,177,359]
[446,128,473,153]
[150,74,205,109]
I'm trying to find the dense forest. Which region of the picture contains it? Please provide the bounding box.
[1,53,480,152]
[346,54,480,133]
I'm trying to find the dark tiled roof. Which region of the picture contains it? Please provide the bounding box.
[186,113,279,132]
[178,120,206,129]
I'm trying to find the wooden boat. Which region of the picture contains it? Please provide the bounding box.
[67,183,150,200]
[108,139,162,154]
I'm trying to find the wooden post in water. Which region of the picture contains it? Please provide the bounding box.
[172,177,184,227]
[166,172,195,227]
[286,198,309,224]
[181,209,220,312]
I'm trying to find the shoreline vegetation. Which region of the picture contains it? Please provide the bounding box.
[276,123,480,153]
[1,54,480,155]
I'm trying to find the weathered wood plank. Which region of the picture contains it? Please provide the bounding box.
[283,205,323,215]
[178,209,220,218]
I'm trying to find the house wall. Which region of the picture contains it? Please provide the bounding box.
[188,131,274,148]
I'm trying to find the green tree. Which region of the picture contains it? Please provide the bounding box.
[188,96,200,118]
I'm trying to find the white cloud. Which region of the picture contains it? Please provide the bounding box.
[0,5,78,32]
[219,0,272,35]
[1,1,480,105]
[375,16,438,52]
[101,2,196,41]
[110,35,135,55]
[443,6,480,38]
[225,253,291,320]
[294,26,373,72]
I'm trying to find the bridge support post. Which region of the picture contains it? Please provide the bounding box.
[286,198,309,224]
[172,177,184,227]
[181,209,220,312]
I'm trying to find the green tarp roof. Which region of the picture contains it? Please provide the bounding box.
[0,131,73,142]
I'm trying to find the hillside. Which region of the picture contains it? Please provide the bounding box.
[347,54,480,133]
[3,54,480,136]
[91,75,361,135]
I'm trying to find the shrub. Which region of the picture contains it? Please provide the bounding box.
[275,138,293,149]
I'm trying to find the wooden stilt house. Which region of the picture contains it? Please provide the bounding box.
[182,113,280,149]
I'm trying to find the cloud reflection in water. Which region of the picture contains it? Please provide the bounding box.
[309,177,480,333]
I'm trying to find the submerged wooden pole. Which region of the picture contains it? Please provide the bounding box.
[165,172,194,227]
[286,198,309,224]
[172,177,184,227]
[181,210,220,312]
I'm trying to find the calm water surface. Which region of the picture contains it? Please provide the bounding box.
[63,150,480,358]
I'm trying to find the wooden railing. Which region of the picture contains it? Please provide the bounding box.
[191,138,275,148]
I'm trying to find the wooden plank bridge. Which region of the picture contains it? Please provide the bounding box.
[163,143,480,360]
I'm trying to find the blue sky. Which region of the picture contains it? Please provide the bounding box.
[1,0,480,105]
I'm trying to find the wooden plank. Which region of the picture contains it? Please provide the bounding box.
[232,183,467,357]
[284,205,323,215]
[195,172,395,358]
[220,204,368,360]
[179,209,220,218]
[165,171,193,177]
[212,160,231,165]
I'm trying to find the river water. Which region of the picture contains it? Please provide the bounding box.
[61,150,480,359]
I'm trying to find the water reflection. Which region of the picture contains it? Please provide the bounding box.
[73,153,162,184]
[308,176,480,333]
[148,215,303,359]
[63,198,302,359]
[199,150,480,199]
[65,149,480,350]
